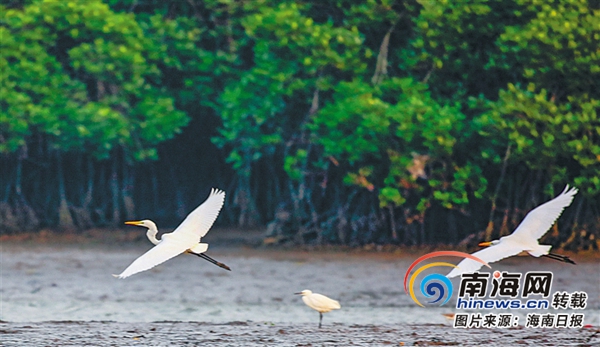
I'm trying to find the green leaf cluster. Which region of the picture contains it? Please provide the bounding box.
[2,0,598,245]
[1,0,189,160]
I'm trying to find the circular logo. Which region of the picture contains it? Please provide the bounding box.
[404,251,490,307]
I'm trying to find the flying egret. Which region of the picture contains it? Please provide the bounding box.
[447,185,578,278]
[295,290,341,328]
[114,188,230,279]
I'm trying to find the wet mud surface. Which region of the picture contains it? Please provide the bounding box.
[2,321,599,346]
[2,231,599,346]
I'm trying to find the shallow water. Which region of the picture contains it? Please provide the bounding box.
[1,242,599,328]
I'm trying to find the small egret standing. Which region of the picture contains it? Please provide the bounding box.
[295,290,341,328]
[114,188,230,279]
[447,185,577,278]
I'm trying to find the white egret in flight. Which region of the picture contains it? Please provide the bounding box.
[447,185,577,278]
[114,188,230,279]
[295,290,341,328]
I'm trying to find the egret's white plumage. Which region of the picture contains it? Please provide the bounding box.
[447,185,578,278]
[296,289,341,328]
[114,188,229,279]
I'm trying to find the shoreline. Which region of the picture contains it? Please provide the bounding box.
[1,227,598,261]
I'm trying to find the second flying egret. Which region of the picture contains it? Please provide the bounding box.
[114,188,230,279]
[295,290,341,328]
[447,185,577,278]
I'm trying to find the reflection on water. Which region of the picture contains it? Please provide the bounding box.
[2,244,598,326]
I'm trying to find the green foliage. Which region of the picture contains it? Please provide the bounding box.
[405,0,530,100]
[474,0,600,196]
[478,84,600,195]
[213,1,367,174]
[1,0,598,246]
[209,0,598,244]
[0,0,188,160]
[311,77,486,211]
[498,0,600,96]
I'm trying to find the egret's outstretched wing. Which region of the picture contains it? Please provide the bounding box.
[446,241,523,278]
[114,237,190,279]
[173,188,225,239]
[511,185,578,241]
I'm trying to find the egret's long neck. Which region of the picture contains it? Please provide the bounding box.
[146,227,160,245]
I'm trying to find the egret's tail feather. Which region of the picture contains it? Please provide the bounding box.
[528,245,553,257]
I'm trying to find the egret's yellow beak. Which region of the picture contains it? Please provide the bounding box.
[124,221,143,226]
[478,241,492,247]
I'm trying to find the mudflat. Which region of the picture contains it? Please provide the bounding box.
[1,231,599,346]
[2,320,599,346]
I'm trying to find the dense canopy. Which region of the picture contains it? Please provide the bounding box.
[1,0,598,250]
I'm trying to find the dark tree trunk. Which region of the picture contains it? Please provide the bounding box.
[235,151,259,227]
[56,151,75,231]
[110,156,120,226]
[122,159,135,222]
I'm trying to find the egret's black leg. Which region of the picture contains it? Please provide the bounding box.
[542,253,576,265]
[548,253,576,265]
[189,252,232,271]
[542,253,562,262]
[319,312,323,329]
